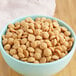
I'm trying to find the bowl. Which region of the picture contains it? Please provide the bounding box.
[0,15,76,76]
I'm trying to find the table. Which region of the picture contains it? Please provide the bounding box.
[0,0,76,76]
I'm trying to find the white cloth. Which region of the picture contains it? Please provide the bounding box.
[0,0,56,32]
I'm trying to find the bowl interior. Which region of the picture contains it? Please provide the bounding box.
[0,15,76,65]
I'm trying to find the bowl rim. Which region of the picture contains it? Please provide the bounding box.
[0,15,76,66]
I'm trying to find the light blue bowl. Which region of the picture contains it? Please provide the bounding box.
[0,15,76,76]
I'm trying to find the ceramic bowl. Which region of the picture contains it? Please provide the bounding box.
[0,15,76,76]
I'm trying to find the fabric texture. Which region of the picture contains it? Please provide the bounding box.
[0,0,56,32]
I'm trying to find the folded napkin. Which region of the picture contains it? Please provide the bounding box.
[0,0,56,32]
